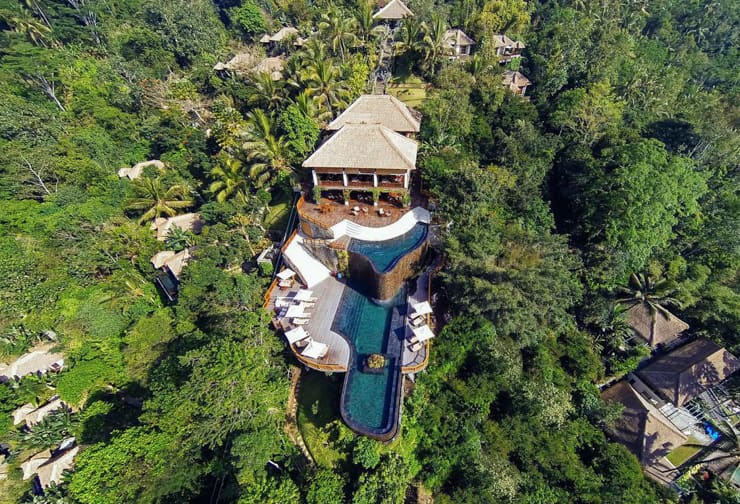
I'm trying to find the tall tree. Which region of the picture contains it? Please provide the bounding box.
[318,7,358,63]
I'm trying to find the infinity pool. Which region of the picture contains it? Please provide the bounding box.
[349,223,428,272]
[334,282,406,437]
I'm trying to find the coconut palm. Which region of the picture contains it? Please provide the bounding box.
[9,8,51,47]
[125,177,194,224]
[616,272,682,337]
[293,89,319,119]
[395,17,425,57]
[421,15,451,74]
[302,59,350,120]
[355,0,375,46]
[243,109,291,187]
[209,155,248,202]
[248,72,286,113]
[318,7,358,62]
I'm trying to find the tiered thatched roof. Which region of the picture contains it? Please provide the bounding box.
[327,95,421,133]
[373,0,414,19]
[35,446,79,489]
[150,213,203,241]
[601,380,688,466]
[625,303,689,347]
[444,29,475,47]
[638,339,740,406]
[150,248,194,279]
[303,124,418,170]
[0,345,64,381]
[491,34,526,50]
[117,160,165,180]
[502,70,532,92]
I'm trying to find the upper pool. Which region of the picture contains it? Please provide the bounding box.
[348,222,428,273]
[334,283,406,438]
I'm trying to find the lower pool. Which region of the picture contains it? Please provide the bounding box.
[333,282,406,437]
[349,222,428,272]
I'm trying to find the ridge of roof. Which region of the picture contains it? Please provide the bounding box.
[373,0,414,19]
[328,95,421,132]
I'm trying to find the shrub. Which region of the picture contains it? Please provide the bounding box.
[229,2,266,39]
[367,354,385,369]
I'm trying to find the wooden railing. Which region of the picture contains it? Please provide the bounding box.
[296,196,328,229]
[263,277,279,308]
[292,348,347,372]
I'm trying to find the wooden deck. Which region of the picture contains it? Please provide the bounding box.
[299,196,410,229]
[401,266,432,372]
[268,276,351,371]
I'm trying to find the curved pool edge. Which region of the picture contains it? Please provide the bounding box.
[338,327,403,441]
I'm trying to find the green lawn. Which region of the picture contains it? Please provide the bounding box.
[666,437,703,467]
[296,371,348,468]
[387,75,427,108]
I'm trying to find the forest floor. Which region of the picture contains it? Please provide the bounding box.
[296,371,347,468]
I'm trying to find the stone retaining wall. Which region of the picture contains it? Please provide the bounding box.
[349,240,429,300]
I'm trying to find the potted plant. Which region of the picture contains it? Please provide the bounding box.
[401,191,411,207]
[312,185,322,203]
[363,353,386,373]
[371,188,381,207]
[342,188,351,206]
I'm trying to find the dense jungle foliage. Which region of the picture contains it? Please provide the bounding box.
[0,0,737,502]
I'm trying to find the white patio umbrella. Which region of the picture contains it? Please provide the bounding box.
[284,327,309,344]
[411,300,433,316]
[302,340,329,359]
[411,324,435,343]
[285,305,309,319]
[276,268,296,280]
[293,289,314,301]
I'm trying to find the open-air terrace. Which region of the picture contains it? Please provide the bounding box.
[298,191,427,230]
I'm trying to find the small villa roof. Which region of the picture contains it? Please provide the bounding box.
[252,56,285,80]
[328,95,421,133]
[21,450,52,481]
[601,380,688,466]
[502,70,531,91]
[35,446,79,488]
[117,160,165,180]
[260,26,299,43]
[163,248,192,279]
[412,324,435,342]
[637,339,740,407]
[0,345,64,381]
[150,250,177,269]
[625,303,689,347]
[150,213,202,241]
[285,327,309,344]
[303,124,418,171]
[302,340,329,359]
[491,34,525,50]
[444,29,475,47]
[24,398,65,427]
[373,0,414,19]
[13,403,37,425]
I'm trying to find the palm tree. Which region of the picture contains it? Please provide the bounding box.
[616,272,682,337]
[125,177,194,224]
[165,226,196,251]
[302,60,350,120]
[9,8,51,47]
[318,7,358,63]
[243,109,291,188]
[248,72,286,113]
[355,0,375,46]
[421,15,450,74]
[395,17,425,57]
[209,155,248,202]
[293,89,319,120]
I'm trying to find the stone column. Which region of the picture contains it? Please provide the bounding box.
[312,170,318,186]
[342,170,348,187]
[373,173,378,187]
[403,171,409,189]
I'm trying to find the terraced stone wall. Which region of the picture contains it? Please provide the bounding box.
[349,240,428,300]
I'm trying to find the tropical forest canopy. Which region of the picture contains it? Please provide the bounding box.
[0,0,737,503]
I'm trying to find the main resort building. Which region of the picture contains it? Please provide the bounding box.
[265,94,435,440]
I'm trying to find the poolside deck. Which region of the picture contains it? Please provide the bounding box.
[268,277,351,371]
[401,266,433,372]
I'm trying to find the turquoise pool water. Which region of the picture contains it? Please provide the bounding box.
[334,283,406,435]
[349,223,428,272]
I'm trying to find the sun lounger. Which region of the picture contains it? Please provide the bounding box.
[293,318,310,325]
[409,315,426,327]
[409,342,423,352]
